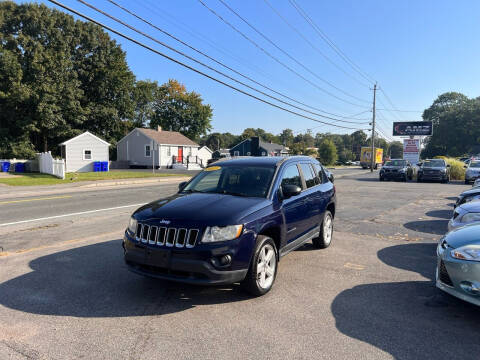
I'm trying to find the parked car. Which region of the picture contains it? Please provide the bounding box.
[436,223,480,306]
[465,161,480,184]
[122,156,336,296]
[448,199,480,231]
[379,159,413,182]
[417,159,450,183]
[474,178,480,188]
[455,187,480,208]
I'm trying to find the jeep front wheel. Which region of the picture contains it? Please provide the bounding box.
[241,236,277,296]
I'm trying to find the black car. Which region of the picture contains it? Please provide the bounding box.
[123,156,336,296]
[417,159,450,183]
[379,159,413,181]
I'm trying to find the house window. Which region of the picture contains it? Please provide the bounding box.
[83,149,92,160]
[167,146,171,156]
[145,144,151,157]
[234,151,240,156]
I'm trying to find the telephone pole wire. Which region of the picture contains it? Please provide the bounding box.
[370,83,377,172]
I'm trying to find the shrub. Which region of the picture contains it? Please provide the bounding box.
[317,139,337,166]
[445,158,466,180]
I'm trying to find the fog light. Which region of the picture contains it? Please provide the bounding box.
[211,254,232,268]
[460,281,480,296]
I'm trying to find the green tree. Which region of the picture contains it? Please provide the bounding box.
[279,128,294,146]
[130,80,158,128]
[0,2,136,157]
[150,79,212,139]
[389,141,403,158]
[318,139,338,166]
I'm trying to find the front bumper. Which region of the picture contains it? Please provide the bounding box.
[436,244,480,306]
[419,171,447,181]
[380,171,406,180]
[123,232,249,285]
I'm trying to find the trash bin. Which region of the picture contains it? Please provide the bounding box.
[101,161,109,172]
[15,162,25,173]
[1,162,10,173]
[93,162,102,172]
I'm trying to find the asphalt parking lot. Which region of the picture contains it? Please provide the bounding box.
[1,171,479,359]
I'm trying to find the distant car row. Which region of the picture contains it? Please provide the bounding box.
[436,181,480,306]
[379,158,451,183]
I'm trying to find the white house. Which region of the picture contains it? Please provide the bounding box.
[116,127,210,169]
[59,131,110,172]
[197,146,213,166]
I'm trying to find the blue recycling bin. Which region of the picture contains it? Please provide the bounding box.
[15,162,25,173]
[1,162,10,173]
[93,161,102,172]
[101,161,108,172]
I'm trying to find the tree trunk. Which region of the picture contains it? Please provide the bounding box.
[43,134,48,152]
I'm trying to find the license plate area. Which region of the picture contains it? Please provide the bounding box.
[145,247,170,268]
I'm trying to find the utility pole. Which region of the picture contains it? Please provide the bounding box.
[370,83,377,172]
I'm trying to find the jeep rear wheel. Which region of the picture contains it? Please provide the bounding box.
[313,210,334,249]
[241,236,277,296]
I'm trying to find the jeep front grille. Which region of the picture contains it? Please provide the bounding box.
[135,223,199,248]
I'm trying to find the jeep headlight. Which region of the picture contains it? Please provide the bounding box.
[128,217,137,235]
[461,213,480,223]
[202,225,243,243]
[451,245,480,262]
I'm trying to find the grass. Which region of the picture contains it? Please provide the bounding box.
[0,171,186,186]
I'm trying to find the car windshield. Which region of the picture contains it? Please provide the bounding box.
[423,160,445,167]
[385,160,406,166]
[469,162,480,168]
[182,165,276,198]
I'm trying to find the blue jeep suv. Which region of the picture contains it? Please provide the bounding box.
[123,156,336,295]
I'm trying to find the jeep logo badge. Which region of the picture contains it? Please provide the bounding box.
[159,219,171,225]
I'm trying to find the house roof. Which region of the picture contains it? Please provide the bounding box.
[199,146,213,153]
[259,139,287,153]
[59,131,110,146]
[137,128,199,146]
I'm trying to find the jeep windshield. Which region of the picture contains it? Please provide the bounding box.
[182,165,276,198]
[423,160,445,167]
[385,160,406,166]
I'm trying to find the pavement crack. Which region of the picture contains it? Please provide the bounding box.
[1,340,41,360]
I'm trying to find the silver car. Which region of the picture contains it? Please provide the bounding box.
[436,223,480,306]
[474,178,480,188]
[465,161,480,184]
[448,199,480,231]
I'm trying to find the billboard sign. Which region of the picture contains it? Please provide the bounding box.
[403,139,420,164]
[393,122,432,136]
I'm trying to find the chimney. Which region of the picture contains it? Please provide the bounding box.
[157,125,162,132]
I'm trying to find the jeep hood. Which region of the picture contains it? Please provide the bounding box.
[132,193,270,226]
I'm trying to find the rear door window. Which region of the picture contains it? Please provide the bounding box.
[281,165,302,188]
[300,163,316,188]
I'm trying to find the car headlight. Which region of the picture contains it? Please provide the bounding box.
[440,168,447,173]
[451,245,480,262]
[128,217,137,235]
[202,225,243,243]
[461,213,480,223]
[399,168,406,173]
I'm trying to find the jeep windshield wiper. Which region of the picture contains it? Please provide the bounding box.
[217,190,248,197]
[181,189,206,194]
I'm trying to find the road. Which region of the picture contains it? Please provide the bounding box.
[1,171,479,359]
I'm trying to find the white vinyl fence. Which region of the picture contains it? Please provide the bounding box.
[37,152,65,179]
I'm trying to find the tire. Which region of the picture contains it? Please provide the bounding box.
[313,210,334,249]
[241,236,278,296]
[379,176,384,181]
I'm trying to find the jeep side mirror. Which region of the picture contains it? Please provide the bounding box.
[281,184,302,199]
[178,181,188,191]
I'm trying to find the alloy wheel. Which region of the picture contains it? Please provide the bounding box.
[256,244,276,289]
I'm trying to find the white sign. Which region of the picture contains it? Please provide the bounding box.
[403,139,420,164]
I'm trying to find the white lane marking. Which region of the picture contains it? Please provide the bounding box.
[0,203,146,227]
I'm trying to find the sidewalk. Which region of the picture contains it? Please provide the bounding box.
[0,175,191,200]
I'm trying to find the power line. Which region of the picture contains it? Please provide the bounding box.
[262,0,370,88]
[216,0,371,104]
[197,0,371,109]
[48,0,367,131]
[105,0,369,123]
[289,0,376,85]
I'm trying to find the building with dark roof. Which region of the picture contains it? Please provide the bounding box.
[229,137,288,157]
